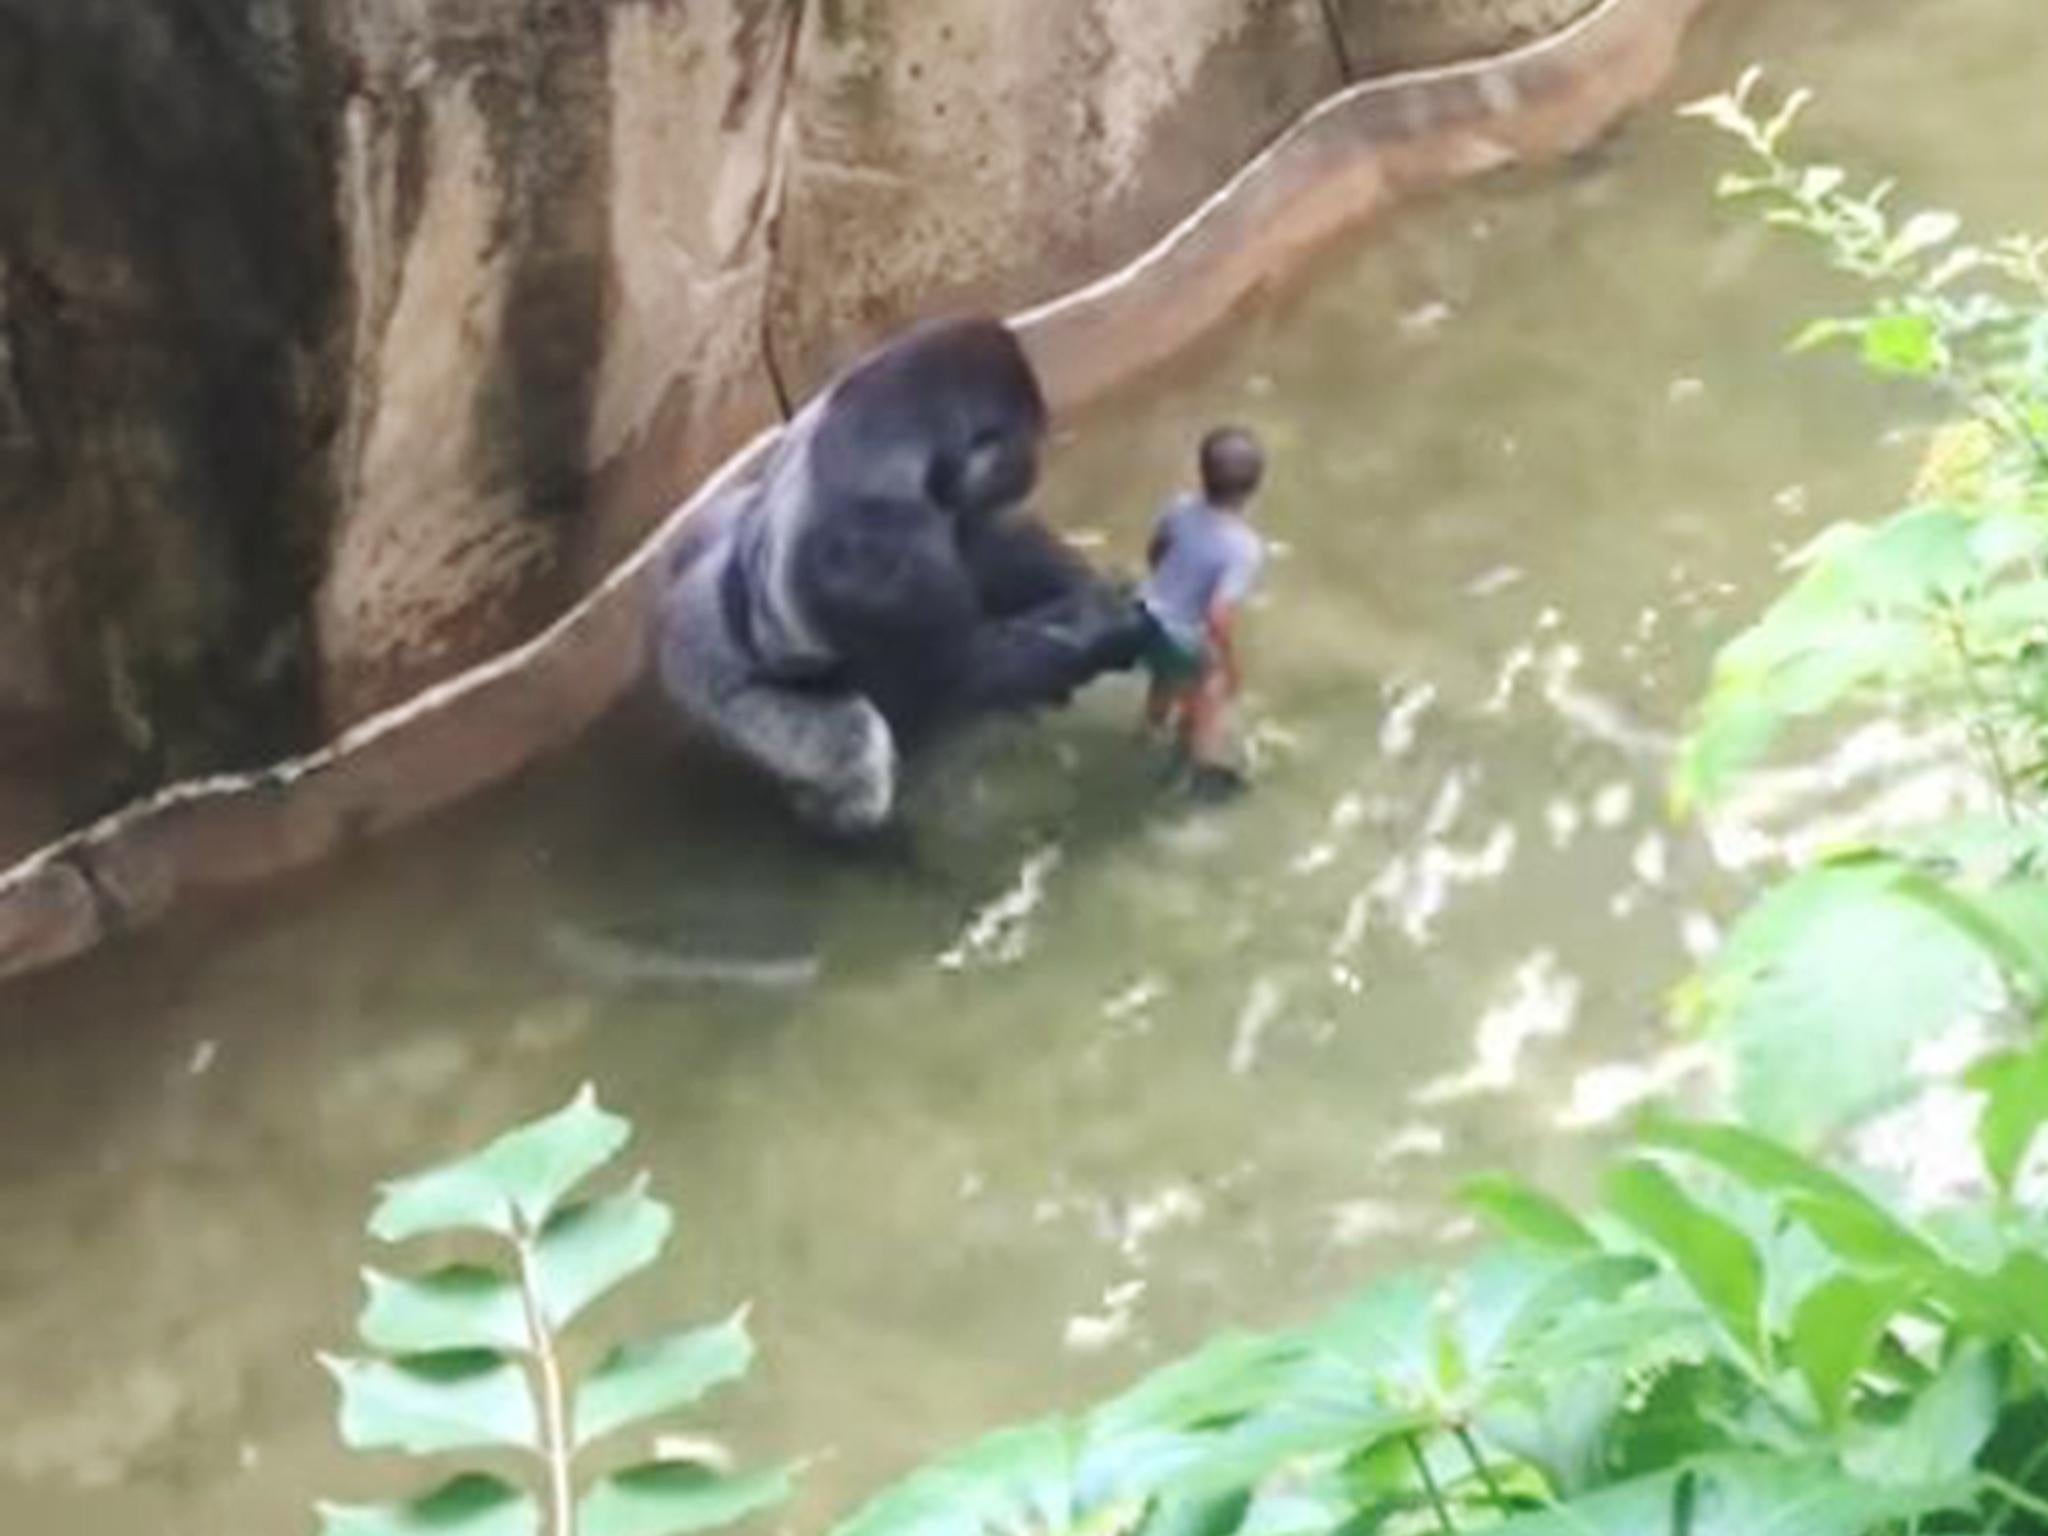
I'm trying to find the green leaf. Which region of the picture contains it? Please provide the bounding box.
[1681,862,1996,1144]
[1652,1123,2048,1352]
[1481,1453,1972,1535]
[1506,1303,1719,1380]
[1787,316,1862,354]
[371,1085,632,1240]
[1967,1035,2048,1194]
[1862,310,1946,376]
[1673,688,1793,814]
[1760,85,1813,150]
[575,1311,757,1450]
[358,1265,529,1355]
[1605,1161,1766,1363]
[1844,1343,1999,1485]
[1116,1369,1416,1507]
[1304,1270,1441,1401]
[1960,576,2048,656]
[1460,1174,1598,1251]
[1974,1250,2048,1355]
[1796,164,1845,202]
[1676,608,1931,812]
[1671,498,2046,812]
[1087,1331,1305,1444]
[1450,1282,1706,1497]
[532,1176,674,1327]
[1078,1333,1321,1505]
[580,1462,793,1536]
[1890,209,1963,266]
[318,1475,540,1536]
[1787,1273,1905,1427]
[1133,1492,1252,1536]
[1449,1247,1655,1382]
[1600,1362,1747,1481]
[1077,1278,1446,1510]
[1678,90,1751,136]
[1477,1364,1628,1496]
[1909,867,2048,982]
[831,1422,1081,1536]
[1642,1120,1936,1272]
[321,1350,539,1455]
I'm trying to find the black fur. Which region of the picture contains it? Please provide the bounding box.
[654,316,1144,832]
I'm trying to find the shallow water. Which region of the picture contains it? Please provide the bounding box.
[7,1,2048,1529]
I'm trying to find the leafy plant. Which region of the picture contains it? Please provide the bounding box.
[317,1086,794,1536]
[814,1105,2048,1536]
[1676,69,2048,816]
[1668,71,2048,1138]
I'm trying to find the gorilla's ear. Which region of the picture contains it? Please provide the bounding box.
[928,428,1037,516]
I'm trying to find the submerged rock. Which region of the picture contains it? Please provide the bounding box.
[544,920,822,993]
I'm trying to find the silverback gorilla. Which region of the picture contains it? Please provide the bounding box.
[654,316,1147,833]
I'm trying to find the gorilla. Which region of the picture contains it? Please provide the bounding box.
[653,316,1146,833]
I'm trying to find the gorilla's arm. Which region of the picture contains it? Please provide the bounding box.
[949,510,1147,715]
[957,509,1097,617]
[948,581,1147,716]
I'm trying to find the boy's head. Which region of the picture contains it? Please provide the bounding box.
[1199,427,1265,509]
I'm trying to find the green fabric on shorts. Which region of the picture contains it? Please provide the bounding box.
[1140,611,1206,686]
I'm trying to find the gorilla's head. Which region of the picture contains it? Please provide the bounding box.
[810,316,1048,527]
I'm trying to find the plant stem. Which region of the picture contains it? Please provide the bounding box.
[1986,1470,2048,1529]
[1942,604,2022,820]
[1671,1467,1697,1536]
[1453,1426,1508,1510]
[516,1223,576,1536]
[1405,1434,1459,1534]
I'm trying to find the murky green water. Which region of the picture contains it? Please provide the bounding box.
[6,1,2047,1529]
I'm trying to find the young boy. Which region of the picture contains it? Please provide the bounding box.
[1138,426,1267,792]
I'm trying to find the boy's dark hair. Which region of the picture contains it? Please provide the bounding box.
[1200,427,1265,507]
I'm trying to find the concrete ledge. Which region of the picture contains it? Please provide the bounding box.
[0,0,1713,986]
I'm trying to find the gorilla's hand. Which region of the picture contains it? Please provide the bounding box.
[1074,580,1150,674]
[954,582,1148,716]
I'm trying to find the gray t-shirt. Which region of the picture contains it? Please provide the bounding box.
[1139,493,1264,647]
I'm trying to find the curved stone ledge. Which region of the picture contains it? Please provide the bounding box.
[0,0,1712,986]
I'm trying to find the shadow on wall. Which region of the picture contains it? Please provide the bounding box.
[0,0,343,835]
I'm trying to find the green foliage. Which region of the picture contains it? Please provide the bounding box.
[1674,503,2048,815]
[317,1071,2048,1536]
[1675,853,1999,1142]
[814,1116,2048,1536]
[1969,1032,2048,1196]
[318,1086,793,1536]
[1670,71,2048,1140]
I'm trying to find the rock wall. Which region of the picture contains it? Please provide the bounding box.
[0,0,345,837]
[765,0,1342,386]
[1336,0,1609,72]
[0,0,1602,862]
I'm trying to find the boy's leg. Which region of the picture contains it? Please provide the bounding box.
[1173,682,1198,757]
[1139,619,1200,737]
[1144,675,1177,731]
[1185,666,1232,765]
[1182,668,1248,801]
